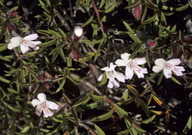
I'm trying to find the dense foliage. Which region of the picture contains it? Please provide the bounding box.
[0,0,192,134]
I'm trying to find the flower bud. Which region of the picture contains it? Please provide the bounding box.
[74,26,83,37]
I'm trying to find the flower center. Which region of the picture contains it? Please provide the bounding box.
[165,62,173,69]
[42,101,48,110]
[22,40,31,45]
[106,71,115,79]
[128,60,137,69]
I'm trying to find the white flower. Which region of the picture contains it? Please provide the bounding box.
[115,53,148,79]
[8,34,41,54]
[74,26,83,37]
[98,63,126,88]
[31,93,59,118]
[152,58,185,79]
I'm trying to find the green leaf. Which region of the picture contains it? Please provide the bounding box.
[134,126,146,134]
[99,0,105,9]
[157,71,164,85]
[124,0,141,9]
[152,94,163,106]
[100,3,117,13]
[38,39,56,47]
[143,15,156,24]
[98,72,107,86]
[117,129,130,135]
[2,101,21,112]
[82,15,94,28]
[128,32,142,43]
[72,95,90,108]
[49,30,62,39]
[176,4,189,11]
[0,76,10,84]
[37,29,51,36]
[56,78,66,93]
[114,104,128,117]
[21,126,30,133]
[141,100,149,117]
[171,76,182,85]
[149,72,158,81]
[58,28,67,38]
[182,116,192,134]
[89,93,104,102]
[91,109,113,122]
[94,124,106,135]
[7,88,19,94]
[39,0,50,13]
[139,86,150,97]
[123,90,129,101]
[123,20,135,33]
[140,115,156,124]
[126,85,139,97]
[0,44,7,52]
[145,53,151,68]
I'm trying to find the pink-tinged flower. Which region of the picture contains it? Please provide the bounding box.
[115,53,148,79]
[8,34,41,54]
[98,63,126,88]
[152,58,185,79]
[31,93,59,118]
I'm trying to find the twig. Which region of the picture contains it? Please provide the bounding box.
[92,0,104,34]
[79,122,97,135]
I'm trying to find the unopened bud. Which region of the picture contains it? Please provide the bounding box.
[74,26,83,37]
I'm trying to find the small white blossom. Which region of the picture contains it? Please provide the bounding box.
[74,26,83,37]
[98,63,126,88]
[152,58,185,79]
[31,93,59,118]
[115,53,148,79]
[8,34,41,54]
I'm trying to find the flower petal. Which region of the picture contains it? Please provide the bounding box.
[29,41,41,48]
[43,109,54,118]
[121,53,130,61]
[167,59,181,65]
[35,104,43,116]
[23,34,38,41]
[47,101,59,110]
[134,57,146,65]
[109,63,116,70]
[31,99,41,107]
[154,58,166,66]
[164,68,172,79]
[37,93,46,102]
[125,66,133,79]
[115,59,127,66]
[113,80,120,88]
[152,65,164,73]
[7,43,15,50]
[20,44,29,54]
[134,68,144,78]
[114,71,125,82]
[10,36,23,44]
[174,66,185,72]
[97,74,103,81]
[172,66,185,76]
[101,67,110,71]
[107,81,114,88]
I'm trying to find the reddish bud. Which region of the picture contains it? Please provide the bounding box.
[70,49,79,60]
[132,5,142,21]
[7,24,14,33]
[8,11,18,17]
